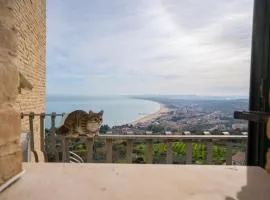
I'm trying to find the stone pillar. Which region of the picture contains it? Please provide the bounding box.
[13,0,46,162]
[0,0,22,187]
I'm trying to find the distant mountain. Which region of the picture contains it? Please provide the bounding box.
[46,94,248,101]
[130,94,248,100]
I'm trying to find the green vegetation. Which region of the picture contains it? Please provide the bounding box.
[100,124,110,134]
[146,124,165,133]
[125,141,241,164]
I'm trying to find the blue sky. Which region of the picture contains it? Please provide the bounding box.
[47,0,253,96]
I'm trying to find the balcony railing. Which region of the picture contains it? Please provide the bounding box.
[21,112,248,165]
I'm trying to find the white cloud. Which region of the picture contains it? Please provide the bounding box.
[47,0,253,96]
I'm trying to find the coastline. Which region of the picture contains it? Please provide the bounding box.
[46,96,171,127]
[130,103,170,126]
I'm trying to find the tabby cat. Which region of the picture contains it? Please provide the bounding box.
[54,110,104,137]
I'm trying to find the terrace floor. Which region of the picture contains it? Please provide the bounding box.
[1,163,270,200]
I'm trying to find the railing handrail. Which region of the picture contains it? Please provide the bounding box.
[21,112,65,117]
[20,112,248,165]
[54,134,247,165]
[62,134,248,140]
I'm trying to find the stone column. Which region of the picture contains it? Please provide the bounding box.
[0,0,22,187]
[13,0,46,162]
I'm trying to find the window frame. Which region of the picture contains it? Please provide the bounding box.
[247,0,270,167]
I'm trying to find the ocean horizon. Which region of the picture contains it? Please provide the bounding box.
[45,94,248,129]
[45,95,160,128]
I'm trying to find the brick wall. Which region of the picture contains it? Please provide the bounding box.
[13,0,46,161]
[0,0,22,187]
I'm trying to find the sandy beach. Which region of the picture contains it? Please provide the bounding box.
[130,103,170,125]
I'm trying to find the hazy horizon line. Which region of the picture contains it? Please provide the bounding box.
[46,93,249,98]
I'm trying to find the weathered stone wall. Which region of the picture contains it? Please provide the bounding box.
[13,0,46,161]
[0,0,46,166]
[0,0,22,186]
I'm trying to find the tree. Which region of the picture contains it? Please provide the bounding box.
[147,124,165,133]
[100,124,110,134]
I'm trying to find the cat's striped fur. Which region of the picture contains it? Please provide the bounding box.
[54,110,103,137]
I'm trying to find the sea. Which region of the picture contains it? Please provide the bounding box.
[45,95,160,128]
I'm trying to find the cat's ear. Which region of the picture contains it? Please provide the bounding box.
[99,110,104,116]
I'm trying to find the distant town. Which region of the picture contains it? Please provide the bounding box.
[102,96,249,135]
